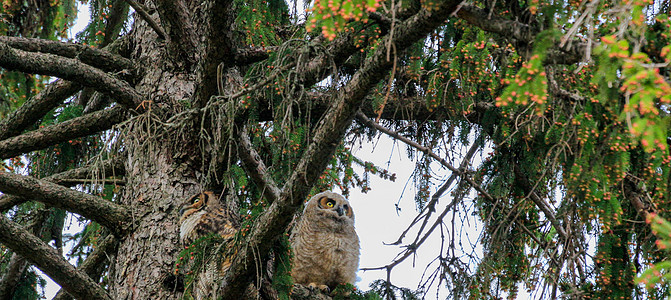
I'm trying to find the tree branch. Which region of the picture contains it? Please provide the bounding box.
[0,171,131,235]
[0,158,125,212]
[356,111,495,202]
[0,42,142,110]
[0,209,50,299]
[52,234,119,300]
[0,36,133,73]
[234,47,273,66]
[235,126,281,204]
[219,1,464,297]
[0,79,82,141]
[0,106,127,160]
[455,5,587,65]
[0,214,112,300]
[100,0,130,48]
[124,0,167,40]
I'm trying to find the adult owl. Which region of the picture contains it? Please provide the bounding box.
[178,190,239,300]
[178,190,239,245]
[290,191,360,291]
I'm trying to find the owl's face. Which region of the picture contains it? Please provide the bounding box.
[178,191,213,224]
[306,191,355,225]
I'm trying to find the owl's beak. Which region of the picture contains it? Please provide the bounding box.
[336,205,345,216]
[178,207,186,216]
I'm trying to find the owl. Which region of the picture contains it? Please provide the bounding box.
[290,191,360,291]
[178,190,239,245]
[178,190,239,300]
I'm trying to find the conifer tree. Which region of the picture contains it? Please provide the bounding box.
[0,0,670,299]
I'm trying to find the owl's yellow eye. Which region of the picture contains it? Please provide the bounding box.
[326,200,335,208]
[193,196,203,204]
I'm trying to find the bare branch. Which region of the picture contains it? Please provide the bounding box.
[234,47,274,66]
[0,106,127,160]
[0,79,82,141]
[52,235,119,300]
[0,171,131,235]
[511,162,569,241]
[0,214,112,300]
[0,158,125,212]
[236,126,281,203]
[219,1,464,297]
[385,135,482,246]
[0,36,133,72]
[356,111,496,202]
[124,0,167,40]
[0,42,143,109]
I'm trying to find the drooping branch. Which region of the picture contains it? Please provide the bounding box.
[0,106,127,160]
[511,161,569,241]
[0,79,82,141]
[0,158,125,212]
[0,36,133,72]
[235,126,280,204]
[219,1,464,297]
[0,171,131,235]
[154,0,198,68]
[0,42,143,109]
[52,235,119,300]
[124,0,167,40]
[0,214,112,300]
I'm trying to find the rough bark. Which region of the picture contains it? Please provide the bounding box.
[52,235,119,300]
[0,79,82,141]
[0,171,131,235]
[0,214,111,300]
[0,106,127,160]
[193,0,236,108]
[0,158,125,212]
[106,8,203,298]
[0,42,142,109]
[0,36,133,72]
[0,209,50,300]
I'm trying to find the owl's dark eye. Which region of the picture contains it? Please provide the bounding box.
[343,204,349,211]
[326,199,335,208]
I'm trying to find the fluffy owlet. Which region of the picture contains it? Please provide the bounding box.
[290,191,360,291]
[178,190,239,300]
